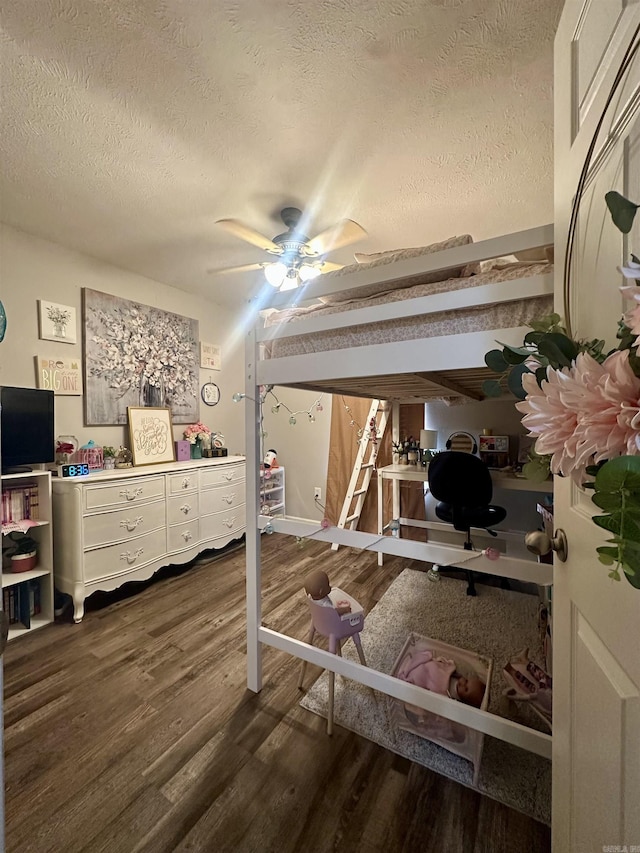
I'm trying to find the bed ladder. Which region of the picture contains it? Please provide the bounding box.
[332,399,390,550]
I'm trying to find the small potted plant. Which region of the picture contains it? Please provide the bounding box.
[103,446,116,470]
[7,532,38,573]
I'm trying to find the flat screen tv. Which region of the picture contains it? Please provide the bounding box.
[1,386,55,473]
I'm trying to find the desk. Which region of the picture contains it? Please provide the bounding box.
[376,464,552,558]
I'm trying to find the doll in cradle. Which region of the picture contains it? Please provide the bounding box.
[397,649,486,708]
[304,569,352,616]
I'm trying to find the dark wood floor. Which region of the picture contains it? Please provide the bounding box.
[3,534,551,852]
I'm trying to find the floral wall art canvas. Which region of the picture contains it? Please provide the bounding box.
[83,288,199,425]
[39,300,77,344]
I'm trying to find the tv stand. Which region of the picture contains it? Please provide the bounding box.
[2,466,33,475]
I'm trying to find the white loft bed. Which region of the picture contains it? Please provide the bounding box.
[244,224,555,763]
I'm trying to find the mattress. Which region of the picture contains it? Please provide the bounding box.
[263,262,553,359]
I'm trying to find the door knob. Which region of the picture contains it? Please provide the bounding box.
[525,529,568,562]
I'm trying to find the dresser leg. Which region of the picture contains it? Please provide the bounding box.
[72,586,85,623]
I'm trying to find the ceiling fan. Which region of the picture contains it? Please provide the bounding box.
[211,207,367,291]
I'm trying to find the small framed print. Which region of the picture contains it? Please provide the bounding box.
[127,406,176,466]
[38,300,77,344]
[200,341,221,370]
[201,382,220,406]
[35,354,83,395]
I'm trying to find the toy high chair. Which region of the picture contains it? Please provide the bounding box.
[298,588,367,735]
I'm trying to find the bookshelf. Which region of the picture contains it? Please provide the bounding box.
[1,470,54,639]
[260,465,285,517]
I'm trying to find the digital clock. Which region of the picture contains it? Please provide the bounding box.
[57,463,90,478]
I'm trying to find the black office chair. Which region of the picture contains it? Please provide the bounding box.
[428,450,507,596]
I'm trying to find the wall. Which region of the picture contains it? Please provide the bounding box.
[260,387,332,521]
[0,224,245,455]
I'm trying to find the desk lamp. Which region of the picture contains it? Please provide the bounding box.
[419,429,438,467]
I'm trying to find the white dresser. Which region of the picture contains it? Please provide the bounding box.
[51,457,245,622]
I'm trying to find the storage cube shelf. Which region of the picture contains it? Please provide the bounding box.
[1,470,54,640]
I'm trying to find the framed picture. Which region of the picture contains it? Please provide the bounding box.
[35,354,83,395]
[127,406,176,466]
[38,300,77,344]
[200,341,221,370]
[83,288,199,425]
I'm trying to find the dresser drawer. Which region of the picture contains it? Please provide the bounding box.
[84,476,165,511]
[200,505,245,541]
[83,528,167,582]
[168,519,200,553]
[200,463,245,489]
[167,471,198,495]
[200,481,245,515]
[168,493,199,525]
[83,500,166,548]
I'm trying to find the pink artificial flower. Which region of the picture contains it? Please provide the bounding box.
[516,350,640,482]
[516,369,580,477]
[570,351,640,466]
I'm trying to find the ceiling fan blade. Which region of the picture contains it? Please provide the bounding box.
[318,260,344,272]
[215,219,282,253]
[305,219,367,255]
[207,262,266,275]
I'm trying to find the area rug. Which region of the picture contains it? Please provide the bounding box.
[300,570,551,825]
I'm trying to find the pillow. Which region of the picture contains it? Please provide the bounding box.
[318,234,474,304]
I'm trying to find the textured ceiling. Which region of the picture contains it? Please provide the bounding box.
[1,0,563,309]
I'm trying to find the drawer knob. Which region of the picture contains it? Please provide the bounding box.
[222,493,235,505]
[182,530,193,542]
[180,504,192,515]
[181,477,191,489]
[223,517,236,529]
[120,487,143,501]
[120,516,143,532]
[120,548,144,565]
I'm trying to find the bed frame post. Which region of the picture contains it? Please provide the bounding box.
[245,327,262,692]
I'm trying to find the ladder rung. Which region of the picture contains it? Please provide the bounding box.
[352,488,367,496]
[345,513,359,523]
[361,463,374,470]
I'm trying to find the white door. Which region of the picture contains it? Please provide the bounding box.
[554,4,640,851]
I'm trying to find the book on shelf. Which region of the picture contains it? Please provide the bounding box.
[1,484,40,524]
[2,580,41,629]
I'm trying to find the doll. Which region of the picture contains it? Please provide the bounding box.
[303,569,352,615]
[397,649,486,708]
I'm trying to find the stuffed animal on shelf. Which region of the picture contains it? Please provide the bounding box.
[303,569,352,615]
[263,449,279,469]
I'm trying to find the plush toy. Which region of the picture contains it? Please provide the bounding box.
[263,449,279,469]
[303,569,351,615]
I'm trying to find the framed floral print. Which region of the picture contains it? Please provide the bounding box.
[83,288,199,425]
[38,300,77,344]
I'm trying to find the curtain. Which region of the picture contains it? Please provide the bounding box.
[325,396,426,540]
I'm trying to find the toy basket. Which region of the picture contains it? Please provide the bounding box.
[390,632,493,785]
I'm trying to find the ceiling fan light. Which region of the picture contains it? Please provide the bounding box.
[264,262,287,288]
[298,264,321,282]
